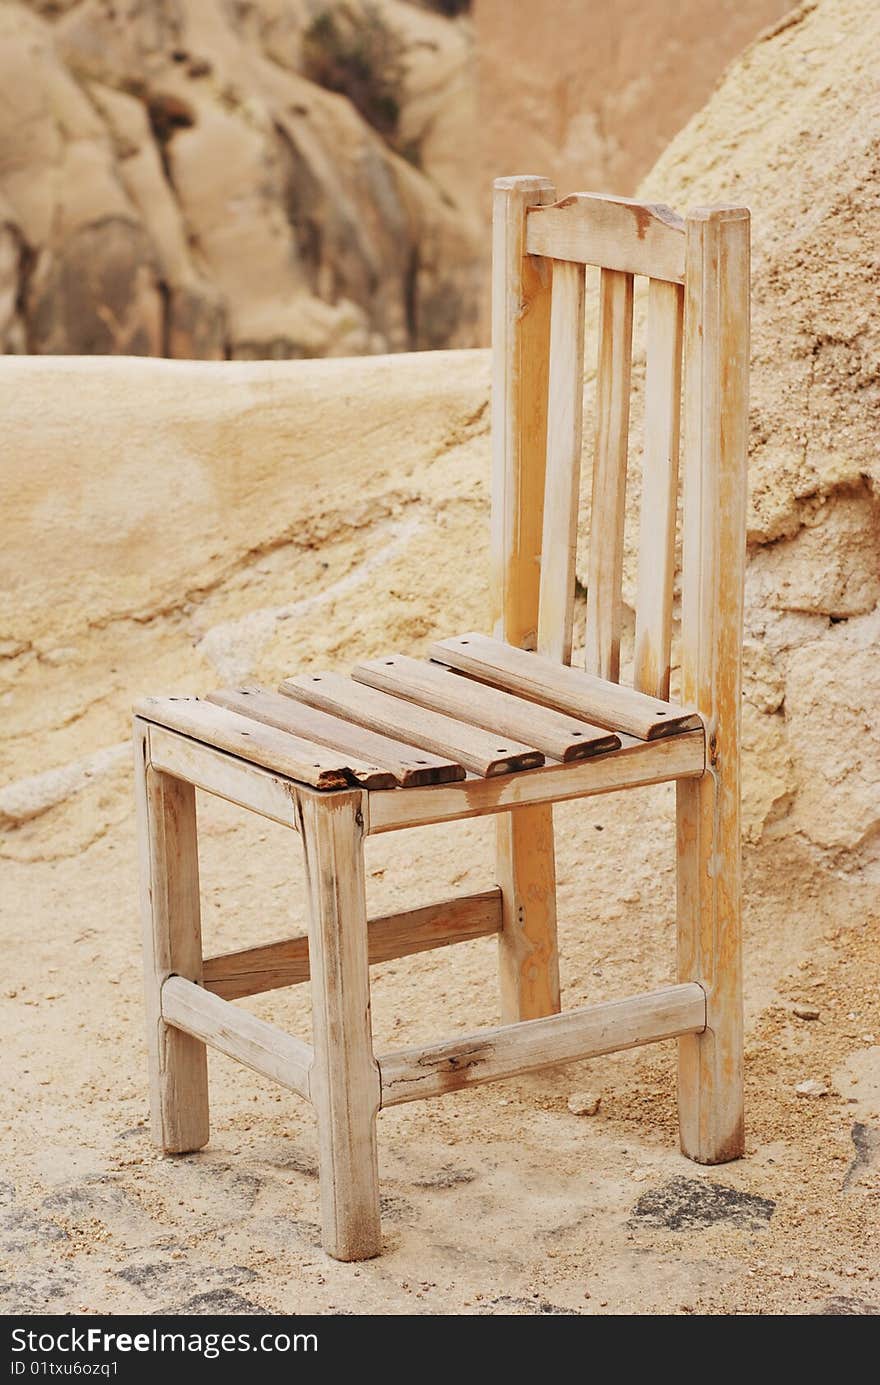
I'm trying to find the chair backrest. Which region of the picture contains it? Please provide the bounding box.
[490,176,750,732]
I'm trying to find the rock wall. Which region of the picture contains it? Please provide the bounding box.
[475,0,794,197]
[632,0,879,858]
[0,0,480,359]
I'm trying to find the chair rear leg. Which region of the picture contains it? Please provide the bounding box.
[676,774,744,1164]
[496,804,561,1023]
[134,720,209,1154]
[299,792,382,1262]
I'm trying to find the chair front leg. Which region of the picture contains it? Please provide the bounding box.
[134,719,210,1154]
[495,804,561,1022]
[299,791,382,1261]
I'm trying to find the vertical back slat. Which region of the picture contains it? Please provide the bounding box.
[537,259,586,663]
[585,267,634,682]
[633,278,685,698]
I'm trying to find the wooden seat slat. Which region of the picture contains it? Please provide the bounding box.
[429,634,703,741]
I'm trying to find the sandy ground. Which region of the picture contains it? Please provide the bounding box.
[2,766,878,1315]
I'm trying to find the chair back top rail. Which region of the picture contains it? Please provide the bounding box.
[525,193,685,282]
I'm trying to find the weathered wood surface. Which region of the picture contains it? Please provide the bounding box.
[526,193,685,283]
[369,730,705,834]
[585,267,634,683]
[137,696,354,790]
[379,983,706,1105]
[537,256,586,664]
[281,671,544,778]
[203,889,503,999]
[134,719,209,1154]
[208,686,463,787]
[634,278,685,699]
[491,175,561,1023]
[677,206,750,1165]
[432,634,702,740]
[161,975,313,1099]
[148,724,299,829]
[353,654,619,762]
[299,792,382,1260]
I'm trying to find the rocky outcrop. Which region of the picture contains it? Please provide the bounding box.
[635,0,879,856]
[0,0,479,359]
[475,0,795,199]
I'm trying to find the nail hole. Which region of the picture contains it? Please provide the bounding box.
[497,748,507,753]
[460,639,469,644]
[572,730,581,736]
[414,759,427,764]
[312,676,321,681]
[385,660,394,665]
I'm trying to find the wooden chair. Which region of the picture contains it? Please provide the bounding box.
[134,177,750,1261]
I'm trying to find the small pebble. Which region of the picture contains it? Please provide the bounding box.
[793,1004,820,1021]
[795,1079,828,1098]
[568,1091,601,1116]
[861,1034,876,1044]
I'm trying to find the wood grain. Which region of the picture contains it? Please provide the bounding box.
[585,267,634,683]
[208,685,464,787]
[677,206,750,1165]
[431,634,702,740]
[299,791,382,1261]
[379,983,706,1105]
[634,278,685,699]
[526,193,685,283]
[161,975,312,1099]
[369,729,705,834]
[203,889,503,1000]
[537,257,586,664]
[136,696,355,790]
[148,724,299,829]
[280,671,544,778]
[134,718,209,1154]
[491,175,561,1023]
[353,654,618,762]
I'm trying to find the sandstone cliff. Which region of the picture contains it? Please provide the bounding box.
[475,0,795,198]
[635,0,880,857]
[0,0,479,359]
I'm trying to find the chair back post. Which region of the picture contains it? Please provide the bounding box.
[677,204,750,1163]
[680,205,750,776]
[489,176,562,1028]
[490,175,556,651]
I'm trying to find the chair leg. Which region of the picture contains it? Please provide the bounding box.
[495,804,561,1023]
[299,791,382,1262]
[134,721,209,1154]
[676,775,744,1164]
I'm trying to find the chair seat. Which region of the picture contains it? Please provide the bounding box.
[135,632,704,796]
